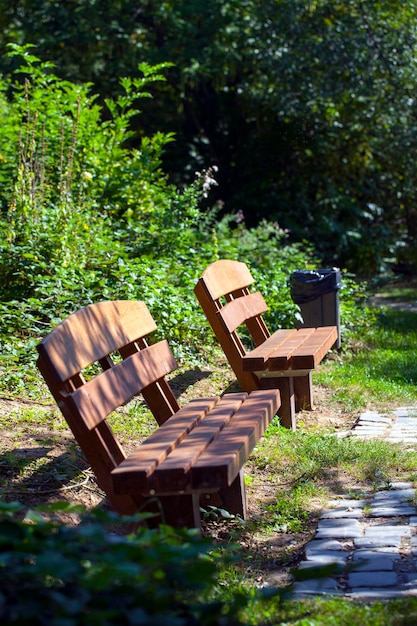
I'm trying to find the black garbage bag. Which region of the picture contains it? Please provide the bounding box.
[290,269,341,305]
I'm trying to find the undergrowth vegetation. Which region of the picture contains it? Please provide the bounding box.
[0,501,253,626]
[0,45,367,398]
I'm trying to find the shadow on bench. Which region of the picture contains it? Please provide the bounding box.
[36,300,280,529]
[194,260,338,430]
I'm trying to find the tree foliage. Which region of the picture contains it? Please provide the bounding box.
[1,1,416,274]
[0,49,323,391]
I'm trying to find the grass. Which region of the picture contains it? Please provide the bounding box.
[248,596,417,625]
[372,276,417,303]
[107,400,157,442]
[315,307,417,411]
[242,425,417,542]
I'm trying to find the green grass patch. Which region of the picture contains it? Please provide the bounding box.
[245,425,417,537]
[107,400,158,443]
[317,307,417,410]
[372,277,417,303]
[257,423,416,482]
[0,405,65,432]
[250,596,417,625]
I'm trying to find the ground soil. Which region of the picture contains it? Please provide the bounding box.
[0,360,360,590]
[2,278,416,589]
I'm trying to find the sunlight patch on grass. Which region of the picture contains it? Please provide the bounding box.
[315,306,417,410]
[0,406,66,431]
[107,399,157,443]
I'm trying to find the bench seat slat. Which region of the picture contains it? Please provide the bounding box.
[69,340,178,430]
[218,292,268,334]
[191,389,280,489]
[288,326,338,369]
[152,393,247,491]
[266,327,318,369]
[112,390,279,496]
[242,328,298,370]
[242,327,337,372]
[111,397,220,493]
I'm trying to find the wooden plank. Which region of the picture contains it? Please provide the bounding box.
[259,376,295,430]
[218,292,268,334]
[141,379,180,426]
[267,328,316,370]
[290,326,338,369]
[111,397,220,494]
[70,340,177,430]
[156,493,202,529]
[294,373,313,412]
[194,277,261,393]
[152,393,247,491]
[242,325,336,373]
[37,301,157,384]
[198,259,255,300]
[191,389,280,489]
[218,469,247,519]
[242,329,297,370]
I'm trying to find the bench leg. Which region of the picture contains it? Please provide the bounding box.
[260,377,296,430]
[294,372,313,411]
[218,469,247,519]
[139,493,202,529]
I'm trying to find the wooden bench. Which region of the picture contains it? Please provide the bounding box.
[36,300,280,529]
[194,260,338,430]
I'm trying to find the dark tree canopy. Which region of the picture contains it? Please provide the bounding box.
[1,0,417,275]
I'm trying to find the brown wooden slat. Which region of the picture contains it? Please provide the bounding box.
[191,389,280,489]
[37,300,157,384]
[246,315,271,347]
[194,278,261,393]
[243,327,337,372]
[218,292,268,334]
[198,259,255,300]
[152,393,247,491]
[141,379,181,426]
[267,328,317,370]
[242,329,297,370]
[70,340,177,430]
[111,397,220,494]
[290,326,338,369]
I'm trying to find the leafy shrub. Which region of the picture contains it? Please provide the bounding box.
[0,45,205,301]
[0,44,370,395]
[0,501,255,625]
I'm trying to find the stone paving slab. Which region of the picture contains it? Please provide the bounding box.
[352,549,398,570]
[350,406,417,444]
[289,406,417,599]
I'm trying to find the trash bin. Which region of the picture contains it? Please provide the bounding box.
[290,268,341,349]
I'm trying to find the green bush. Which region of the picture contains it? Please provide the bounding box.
[0,501,255,625]
[0,44,369,395]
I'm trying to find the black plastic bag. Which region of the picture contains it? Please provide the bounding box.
[290,269,341,305]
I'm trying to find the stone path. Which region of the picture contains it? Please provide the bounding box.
[291,406,417,599]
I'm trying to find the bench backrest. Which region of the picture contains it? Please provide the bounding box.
[36,300,181,514]
[194,259,271,392]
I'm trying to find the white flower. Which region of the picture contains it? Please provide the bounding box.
[82,171,93,182]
